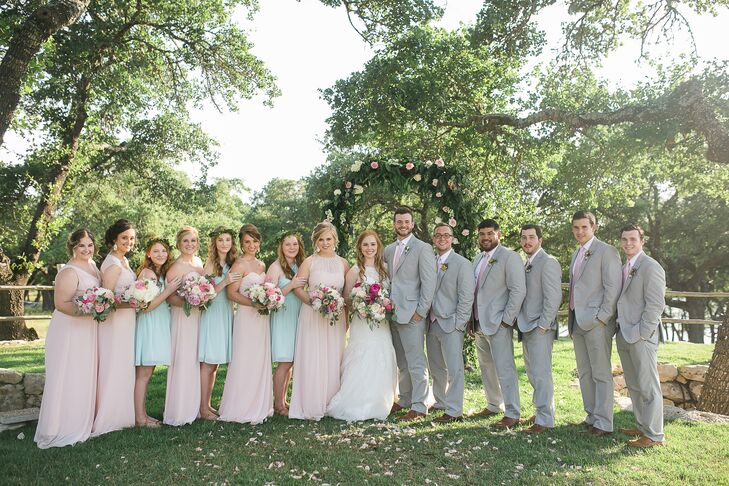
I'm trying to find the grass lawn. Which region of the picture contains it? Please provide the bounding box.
[0,339,726,485]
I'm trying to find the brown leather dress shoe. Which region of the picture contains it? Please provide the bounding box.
[524,423,551,434]
[470,408,501,418]
[433,414,463,424]
[620,427,643,437]
[398,410,426,422]
[492,417,520,428]
[588,426,613,436]
[519,415,536,425]
[627,436,664,448]
[390,403,404,415]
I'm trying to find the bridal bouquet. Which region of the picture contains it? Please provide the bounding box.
[177,274,216,316]
[121,278,160,311]
[247,281,285,315]
[349,281,395,330]
[309,284,345,325]
[75,287,117,322]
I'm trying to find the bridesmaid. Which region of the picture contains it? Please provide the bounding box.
[266,232,306,416]
[199,226,241,420]
[133,238,182,427]
[164,226,205,426]
[289,221,349,420]
[35,229,101,448]
[218,224,274,424]
[92,219,137,437]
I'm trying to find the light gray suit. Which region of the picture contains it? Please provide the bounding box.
[568,237,622,431]
[517,249,561,428]
[616,252,666,442]
[385,235,437,414]
[473,245,526,419]
[426,251,474,417]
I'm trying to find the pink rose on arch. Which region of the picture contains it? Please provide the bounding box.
[435,158,445,167]
[370,161,379,169]
[405,162,415,170]
[345,181,352,189]
[435,192,442,198]
[461,229,470,236]
[448,218,457,227]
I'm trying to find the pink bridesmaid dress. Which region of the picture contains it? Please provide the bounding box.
[91,254,136,437]
[35,263,100,448]
[289,255,347,420]
[163,272,202,426]
[218,272,273,424]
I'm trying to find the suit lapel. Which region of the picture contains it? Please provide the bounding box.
[575,239,598,282]
[620,253,644,297]
[394,237,416,274]
[435,252,450,291]
[480,245,500,287]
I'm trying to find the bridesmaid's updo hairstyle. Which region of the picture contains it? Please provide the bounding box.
[355,229,388,283]
[175,226,199,250]
[104,219,135,249]
[206,226,238,277]
[277,232,306,279]
[311,221,338,251]
[66,228,96,257]
[238,224,261,244]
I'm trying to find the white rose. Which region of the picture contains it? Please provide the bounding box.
[350,162,362,172]
[413,174,422,182]
[333,189,342,196]
[353,184,364,195]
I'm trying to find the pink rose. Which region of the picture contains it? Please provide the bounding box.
[370,283,381,294]
[435,192,442,198]
[405,162,415,170]
[135,280,145,289]
[345,181,352,189]
[95,304,105,313]
[448,218,457,227]
[461,229,470,236]
[370,161,379,169]
[435,158,445,167]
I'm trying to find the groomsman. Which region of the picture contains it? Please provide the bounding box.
[568,211,622,436]
[384,207,437,421]
[426,223,475,423]
[471,219,526,427]
[517,224,562,433]
[616,224,666,448]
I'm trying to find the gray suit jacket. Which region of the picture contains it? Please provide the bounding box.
[617,253,665,344]
[473,245,526,336]
[429,251,474,333]
[568,237,622,332]
[384,236,437,324]
[517,249,562,333]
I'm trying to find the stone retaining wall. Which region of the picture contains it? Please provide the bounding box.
[0,368,44,412]
[612,363,708,410]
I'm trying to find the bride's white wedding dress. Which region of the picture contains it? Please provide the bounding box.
[327,266,398,421]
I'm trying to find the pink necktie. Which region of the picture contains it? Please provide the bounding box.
[429,257,441,322]
[569,246,586,310]
[622,261,631,285]
[393,242,403,270]
[473,253,489,315]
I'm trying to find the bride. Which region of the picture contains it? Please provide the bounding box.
[327,230,398,421]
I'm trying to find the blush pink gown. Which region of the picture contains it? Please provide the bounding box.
[218,272,273,424]
[289,255,347,420]
[163,271,202,426]
[35,263,100,448]
[91,254,136,437]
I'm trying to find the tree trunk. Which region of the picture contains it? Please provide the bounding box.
[698,315,729,415]
[0,252,37,340]
[686,298,706,344]
[0,0,90,146]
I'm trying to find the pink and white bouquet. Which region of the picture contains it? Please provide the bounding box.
[309,284,345,325]
[177,274,216,316]
[121,278,160,311]
[349,281,395,330]
[75,287,116,322]
[246,281,285,315]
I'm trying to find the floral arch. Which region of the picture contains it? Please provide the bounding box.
[323,157,478,255]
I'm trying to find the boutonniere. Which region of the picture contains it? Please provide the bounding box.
[629,267,637,278]
[583,250,593,260]
[525,263,533,273]
[440,262,448,272]
[488,258,497,265]
[404,246,411,255]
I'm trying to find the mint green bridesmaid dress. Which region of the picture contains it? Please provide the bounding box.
[198,264,233,364]
[270,266,302,362]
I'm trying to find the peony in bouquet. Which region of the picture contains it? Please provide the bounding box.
[349,281,395,330]
[309,284,345,325]
[177,274,216,316]
[246,281,285,315]
[75,287,117,322]
[121,278,160,311]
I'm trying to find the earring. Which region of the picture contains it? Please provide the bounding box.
[113,243,118,251]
